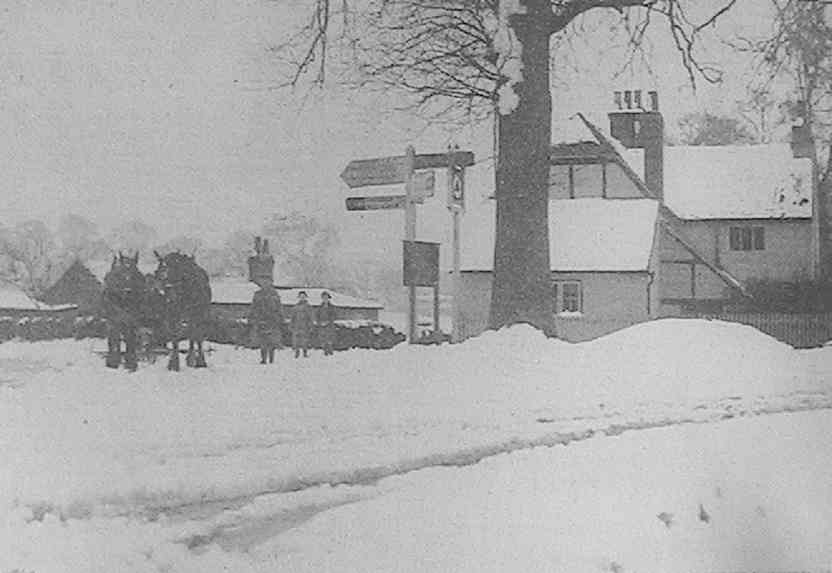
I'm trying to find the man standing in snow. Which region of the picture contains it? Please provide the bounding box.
[316,291,337,356]
[291,291,315,358]
[248,281,284,364]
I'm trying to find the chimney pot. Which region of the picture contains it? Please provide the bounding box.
[624,90,632,109]
[634,90,642,110]
[648,91,659,111]
[613,91,622,110]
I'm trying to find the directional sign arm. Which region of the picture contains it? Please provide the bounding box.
[414,151,474,170]
[345,195,406,211]
[340,151,474,189]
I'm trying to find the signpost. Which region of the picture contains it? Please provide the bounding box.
[341,147,474,343]
[447,146,465,343]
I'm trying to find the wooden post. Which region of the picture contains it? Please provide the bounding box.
[811,151,821,280]
[433,284,440,340]
[405,145,417,344]
[451,208,461,342]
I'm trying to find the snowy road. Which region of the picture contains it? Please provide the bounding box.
[3,320,832,571]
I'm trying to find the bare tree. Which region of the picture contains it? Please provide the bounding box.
[278,0,739,333]
[106,220,159,259]
[261,211,339,286]
[0,220,63,296]
[57,213,109,262]
[735,0,832,171]
[677,111,759,146]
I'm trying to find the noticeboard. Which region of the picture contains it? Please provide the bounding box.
[403,240,439,287]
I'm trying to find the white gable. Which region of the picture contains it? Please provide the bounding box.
[461,198,659,272]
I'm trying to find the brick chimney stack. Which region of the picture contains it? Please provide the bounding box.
[247,235,275,286]
[608,90,664,201]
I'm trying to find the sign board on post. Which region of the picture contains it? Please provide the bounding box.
[411,170,435,203]
[345,195,406,211]
[447,161,465,211]
[340,152,474,189]
[403,240,440,287]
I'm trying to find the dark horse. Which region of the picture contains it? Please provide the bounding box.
[101,252,147,371]
[153,251,212,371]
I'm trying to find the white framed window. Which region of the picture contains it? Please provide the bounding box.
[552,280,583,315]
[729,226,765,251]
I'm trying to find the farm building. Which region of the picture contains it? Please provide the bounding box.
[0,279,77,317]
[210,277,383,322]
[40,260,103,313]
[0,279,80,341]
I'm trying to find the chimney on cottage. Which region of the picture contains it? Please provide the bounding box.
[608,90,664,201]
[248,235,275,286]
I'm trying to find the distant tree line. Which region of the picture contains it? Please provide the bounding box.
[0,212,402,306]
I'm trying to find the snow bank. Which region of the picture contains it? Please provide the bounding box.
[2,318,832,571]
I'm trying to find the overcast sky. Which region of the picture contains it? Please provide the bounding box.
[0,0,784,261]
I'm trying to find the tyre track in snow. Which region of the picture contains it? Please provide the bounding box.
[169,391,832,551]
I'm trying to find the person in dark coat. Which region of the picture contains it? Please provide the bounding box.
[316,291,337,356]
[248,282,284,364]
[291,291,315,358]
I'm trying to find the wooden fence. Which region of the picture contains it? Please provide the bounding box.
[695,313,832,349]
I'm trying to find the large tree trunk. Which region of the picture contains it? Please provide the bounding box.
[489,1,555,334]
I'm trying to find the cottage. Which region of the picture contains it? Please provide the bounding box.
[452,95,813,342]
[622,144,813,314]
[568,101,814,316]
[456,198,660,342]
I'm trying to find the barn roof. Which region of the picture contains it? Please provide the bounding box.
[41,260,102,306]
[0,280,77,311]
[210,278,383,309]
[461,198,659,272]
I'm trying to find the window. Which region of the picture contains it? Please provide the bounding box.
[552,280,583,315]
[729,226,765,251]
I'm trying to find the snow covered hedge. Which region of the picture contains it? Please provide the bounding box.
[208,316,406,351]
[0,314,406,352]
[0,314,106,343]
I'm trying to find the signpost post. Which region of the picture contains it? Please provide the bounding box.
[341,147,474,344]
[447,145,465,343]
[404,146,417,343]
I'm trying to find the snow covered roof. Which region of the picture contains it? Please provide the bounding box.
[0,280,77,311]
[461,198,659,272]
[210,278,383,309]
[556,113,813,220]
[621,144,813,220]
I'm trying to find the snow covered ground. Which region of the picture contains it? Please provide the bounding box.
[2,318,832,572]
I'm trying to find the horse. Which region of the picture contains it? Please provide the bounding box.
[153,251,213,371]
[101,252,147,371]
